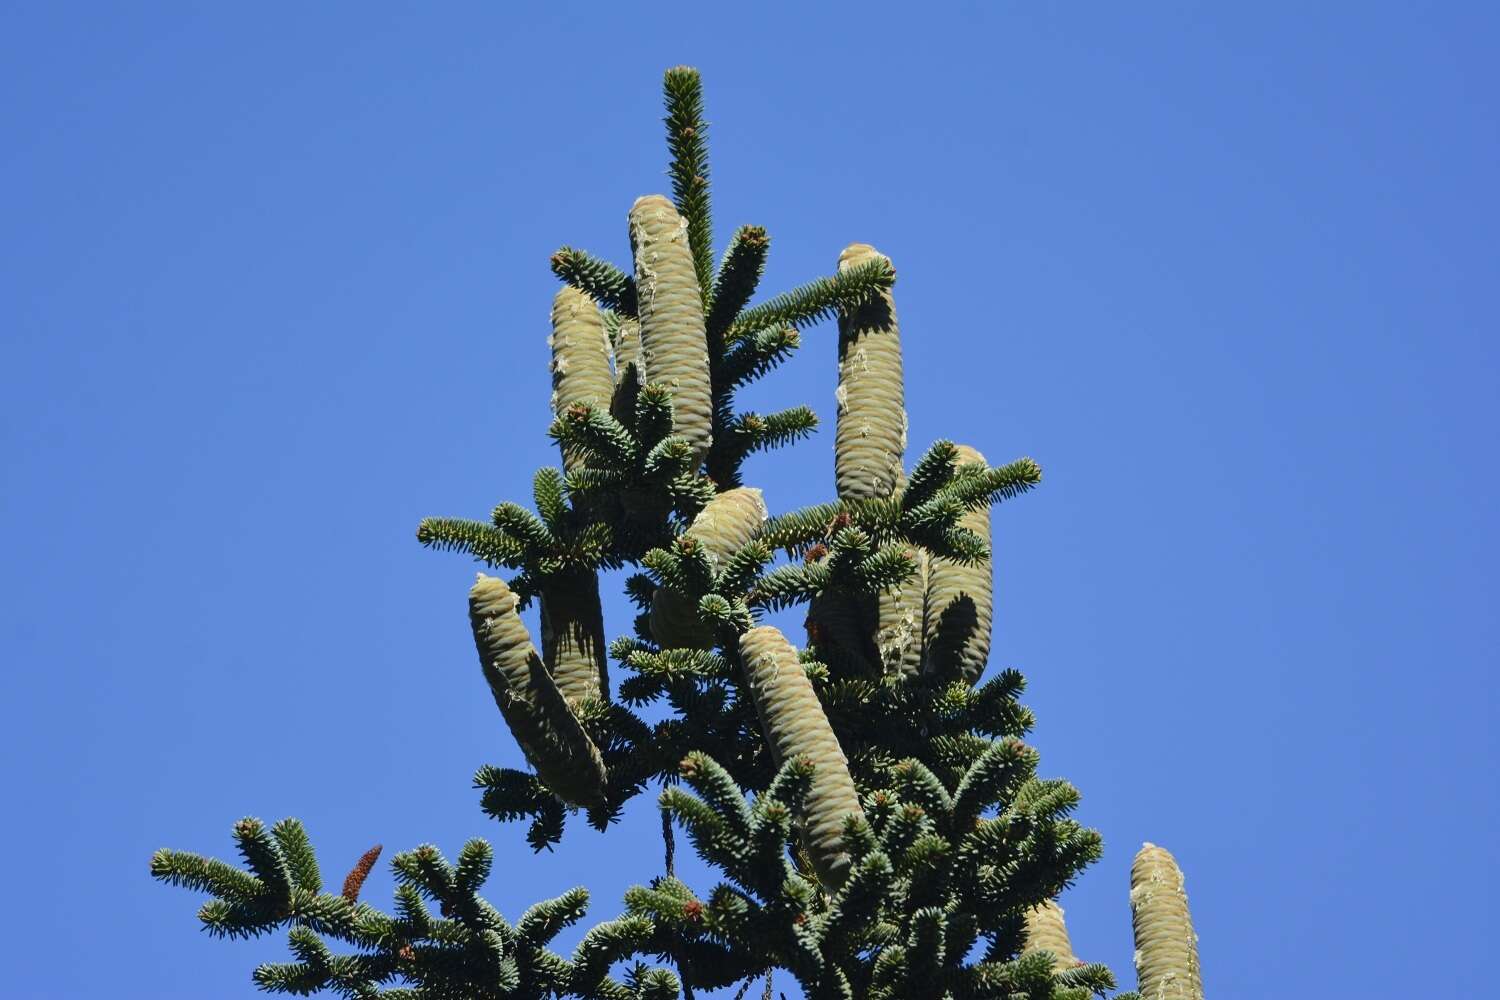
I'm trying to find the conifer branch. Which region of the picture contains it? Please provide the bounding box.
[664,67,714,304]
[717,326,801,390]
[491,502,555,554]
[549,404,638,470]
[710,407,819,478]
[533,468,568,533]
[706,225,769,339]
[902,441,960,511]
[164,65,1148,1000]
[271,818,322,895]
[727,256,896,344]
[416,518,526,568]
[551,247,638,316]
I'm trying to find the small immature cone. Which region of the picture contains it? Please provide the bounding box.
[834,243,906,501]
[341,844,383,904]
[469,575,608,811]
[1130,843,1203,1000]
[1023,899,1079,971]
[629,195,713,466]
[738,625,864,888]
[540,571,609,706]
[921,445,993,685]
[550,287,616,472]
[651,487,767,649]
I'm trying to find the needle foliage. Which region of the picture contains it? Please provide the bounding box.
[155,67,1208,1000]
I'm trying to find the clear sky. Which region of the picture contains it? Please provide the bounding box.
[3,4,1495,997]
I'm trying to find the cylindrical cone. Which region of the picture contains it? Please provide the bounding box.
[921,445,993,684]
[469,575,608,811]
[738,625,864,887]
[550,287,616,472]
[877,545,927,677]
[610,317,642,425]
[1130,843,1203,1000]
[540,571,609,706]
[834,243,905,501]
[1023,899,1079,971]
[686,487,767,564]
[629,195,713,466]
[651,487,766,649]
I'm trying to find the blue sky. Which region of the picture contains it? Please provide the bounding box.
[3,4,1495,997]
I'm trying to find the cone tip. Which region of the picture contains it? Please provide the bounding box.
[838,242,883,268]
[631,193,675,213]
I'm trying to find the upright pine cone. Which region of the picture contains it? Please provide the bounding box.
[1130,843,1203,999]
[833,243,905,500]
[541,289,613,705]
[738,625,863,887]
[468,574,608,811]
[629,195,712,466]
[1023,899,1079,971]
[549,286,615,472]
[876,506,927,677]
[539,571,609,706]
[651,487,766,649]
[921,444,994,684]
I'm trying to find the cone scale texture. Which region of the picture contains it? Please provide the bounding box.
[550,287,616,472]
[629,195,713,466]
[738,625,863,887]
[833,243,906,501]
[469,574,607,810]
[651,487,766,649]
[921,444,994,684]
[877,544,927,677]
[1130,843,1203,1000]
[540,573,609,706]
[1023,899,1079,971]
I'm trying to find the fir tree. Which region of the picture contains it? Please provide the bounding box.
[154,67,1204,1000]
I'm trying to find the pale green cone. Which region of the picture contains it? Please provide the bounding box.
[610,316,642,425]
[651,487,766,649]
[542,289,613,704]
[468,574,608,811]
[876,472,927,677]
[834,243,906,501]
[1130,843,1203,1000]
[539,571,609,706]
[738,625,864,888]
[1023,899,1079,971]
[686,487,768,562]
[875,547,927,677]
[921,444,994,685]
[550,287,616,472]
[629,195,713,466]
